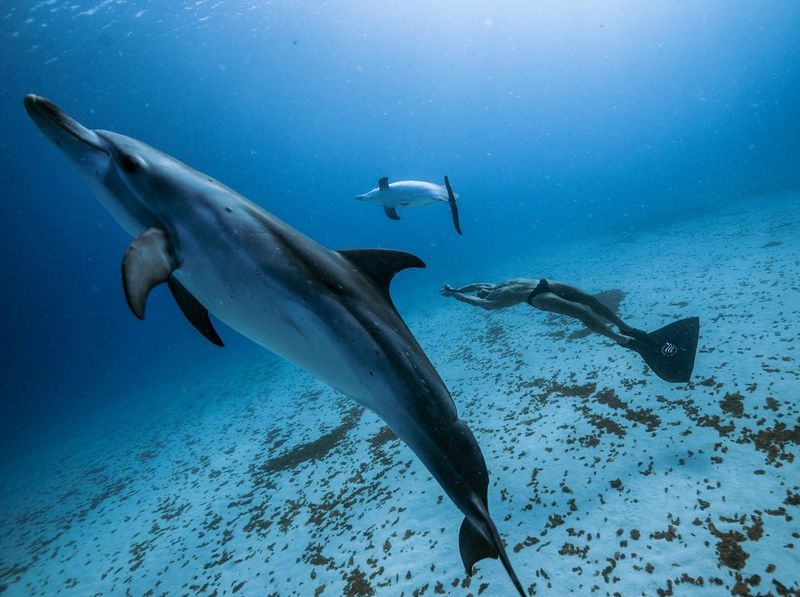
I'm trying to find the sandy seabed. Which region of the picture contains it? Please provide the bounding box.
[1,192,798,596]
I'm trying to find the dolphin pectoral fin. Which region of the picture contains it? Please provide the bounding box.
[167,277,224,347]
[337,248,425,303]
[378,176,390,190]
[383,206,401,221]
[121,227,177,319]
[444,175,462,235]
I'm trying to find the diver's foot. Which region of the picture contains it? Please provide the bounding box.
[620,337,640,350]
[621,327,650,342]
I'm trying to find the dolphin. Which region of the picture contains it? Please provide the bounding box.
[356,177,463,234]
[24,95,524,595]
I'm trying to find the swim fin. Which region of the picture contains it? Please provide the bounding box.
[623,317,699,383]
[444,175,462,235]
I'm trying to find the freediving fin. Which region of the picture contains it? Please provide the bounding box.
[167,277,224,347]
[444,175,462,235]
[383,205,400,221]
[121,227,177,319]
[623,317,700,383]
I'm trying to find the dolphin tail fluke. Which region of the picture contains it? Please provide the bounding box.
[459,518,526,597]
[444,175,462,235]
[459,518,496,574]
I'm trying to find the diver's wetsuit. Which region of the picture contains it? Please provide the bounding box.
[526,278,551,305]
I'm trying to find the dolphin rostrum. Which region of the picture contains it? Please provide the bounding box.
[24,95,523,594]
[356,177,463,234]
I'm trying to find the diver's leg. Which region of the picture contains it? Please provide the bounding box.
[546,281,638,333]
[530,293,629,344]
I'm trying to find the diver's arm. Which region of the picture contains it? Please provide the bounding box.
[449,292,503,310]
[441,283,493,296]
[453,283,494,293]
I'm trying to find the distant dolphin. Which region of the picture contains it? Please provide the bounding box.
[356,177,463,234]
[24,95,523,595]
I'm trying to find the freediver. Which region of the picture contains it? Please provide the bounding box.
[440,278,699,383]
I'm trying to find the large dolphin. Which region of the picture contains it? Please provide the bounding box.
[356,177,463,234]
[24,95,524,595]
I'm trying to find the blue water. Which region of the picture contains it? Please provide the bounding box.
[1,2,800,593]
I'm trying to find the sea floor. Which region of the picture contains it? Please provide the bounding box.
[1,192,799,596]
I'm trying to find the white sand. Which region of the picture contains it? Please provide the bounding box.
[1,191,798,596]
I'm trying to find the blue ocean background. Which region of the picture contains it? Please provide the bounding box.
[3,1,798,459]
[1,5,800,593]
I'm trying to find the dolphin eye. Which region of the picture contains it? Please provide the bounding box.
[120,155,141,174]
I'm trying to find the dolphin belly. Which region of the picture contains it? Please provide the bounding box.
[383,191,440,209]
[384,182,447,208]
[172,231,390,401]
[174,270,364,397]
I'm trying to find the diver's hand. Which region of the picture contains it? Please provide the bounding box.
[440,284,454,297]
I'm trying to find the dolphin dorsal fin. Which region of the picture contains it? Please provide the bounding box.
[337,248,425,301]
[378,177,390,190]
[121,227,177,319]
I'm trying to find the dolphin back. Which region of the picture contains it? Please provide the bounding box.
[338,248,522,593]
